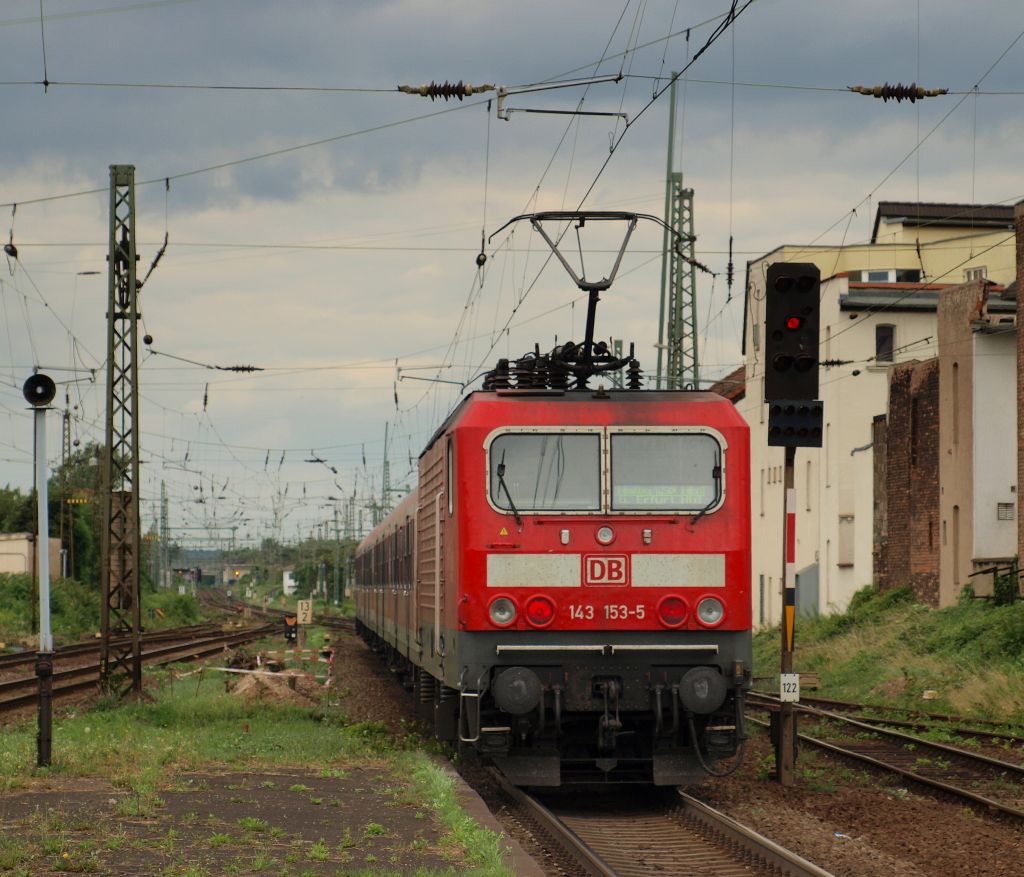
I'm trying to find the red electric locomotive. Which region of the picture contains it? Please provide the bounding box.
[355,212,751,785]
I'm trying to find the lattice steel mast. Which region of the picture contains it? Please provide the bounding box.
[656,75,700,390]
[99,165,143,695]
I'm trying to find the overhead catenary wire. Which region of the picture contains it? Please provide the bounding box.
[0,100,483,209]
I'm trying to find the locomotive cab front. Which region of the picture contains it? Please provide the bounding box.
[447,390,751,786]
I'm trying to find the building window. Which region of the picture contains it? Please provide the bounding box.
[998,502,1015,521]
[952,363,959,447]
[806,460,812,512]
[866,270,890,282]
[965,266,987,282]
[875,324,895,363]
[837,515,854,567]
[895,269,921,283]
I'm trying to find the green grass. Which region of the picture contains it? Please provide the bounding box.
[755,584,1024,722]
[0,572,207,646]
[0,663,516,877]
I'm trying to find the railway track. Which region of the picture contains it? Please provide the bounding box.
[753,689,1024,747]
[0,624,275,717]
[0,623,223,675]
[489,769,834,877]
[748,692,1024,823]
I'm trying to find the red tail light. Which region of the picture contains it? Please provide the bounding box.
[524,595,556,628]
[657,595,687,628]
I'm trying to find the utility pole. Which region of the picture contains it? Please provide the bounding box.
[159,480,169,588]
[59,396,71,578]
[656,74,700,391]
[382,423,392,514]
[333,505,341,604]
[24,373,57,767]
[99,164,143,697]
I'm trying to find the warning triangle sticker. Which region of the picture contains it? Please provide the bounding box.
[498,527,509,536]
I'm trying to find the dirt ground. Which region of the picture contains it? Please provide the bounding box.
[0,636,503,876]
[4,627,1024,876]
[335,628,1024,876]
[0,767,455,875]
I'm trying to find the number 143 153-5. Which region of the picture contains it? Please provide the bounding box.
[569,603,646,621]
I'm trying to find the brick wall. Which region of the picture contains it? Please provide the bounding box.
[872,414,887,586]
[881,359,940,605]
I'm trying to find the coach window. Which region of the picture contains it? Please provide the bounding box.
[446,436,454,516]
[489,432,600,511]
[610,433,721,511]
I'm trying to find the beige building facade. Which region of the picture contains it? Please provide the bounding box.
[742,202,1017,624]
[0,533,62,577]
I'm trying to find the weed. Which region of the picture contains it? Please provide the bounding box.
[363,822,387,838]
[250,852,277,871]
[308,839,330,861]
[754,754,775,781]
[288,784,312,793]
[208,833,234,847]
[237,816,269,832]
[309,796,323,805]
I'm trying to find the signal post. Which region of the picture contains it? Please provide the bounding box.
[763,262,822,786]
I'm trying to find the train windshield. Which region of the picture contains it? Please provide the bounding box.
[610,433,720,511]
[489,433,601,511]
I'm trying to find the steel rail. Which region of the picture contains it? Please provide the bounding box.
[747,715,1024,824]
[0,625,275,716]
[487,766,836,877]
[751,689,1022,731]
[676,791,837,877]
[748,693,1024,777]
[486,769,618,877]
[0,623,222,672]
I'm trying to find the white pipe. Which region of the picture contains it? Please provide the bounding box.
[35,408,52,653]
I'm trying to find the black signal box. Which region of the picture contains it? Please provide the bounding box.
[768,400,824,448]
[764,262,820,401]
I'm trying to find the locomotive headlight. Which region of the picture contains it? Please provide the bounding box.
[596,526,615,545]
[696,596,725,627]
[488,596,518,627]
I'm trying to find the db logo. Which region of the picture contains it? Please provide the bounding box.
[584,554,630,586]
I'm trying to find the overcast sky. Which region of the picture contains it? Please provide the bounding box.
[1,0,1022,548]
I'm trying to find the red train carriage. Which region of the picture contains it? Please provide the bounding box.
[356,385,750,786]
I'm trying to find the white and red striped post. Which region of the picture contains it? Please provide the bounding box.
[778,444,797,785]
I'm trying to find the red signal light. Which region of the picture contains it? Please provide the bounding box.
[785,316,802,330]
[524,595,556,628]
[657,595,688,628]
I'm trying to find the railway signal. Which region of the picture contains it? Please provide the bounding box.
[761,261,825,786]
[764,262,820,402]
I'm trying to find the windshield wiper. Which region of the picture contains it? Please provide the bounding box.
[496,450,523,527]
[688,456,722,530]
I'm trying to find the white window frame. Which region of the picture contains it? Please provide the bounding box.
[482,425,728,517]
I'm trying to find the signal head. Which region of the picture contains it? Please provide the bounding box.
[23,373,56,407]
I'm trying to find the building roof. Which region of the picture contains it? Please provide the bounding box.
[872,201,1015,243]
[707,365,745,403]
[840,282,1012,313]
